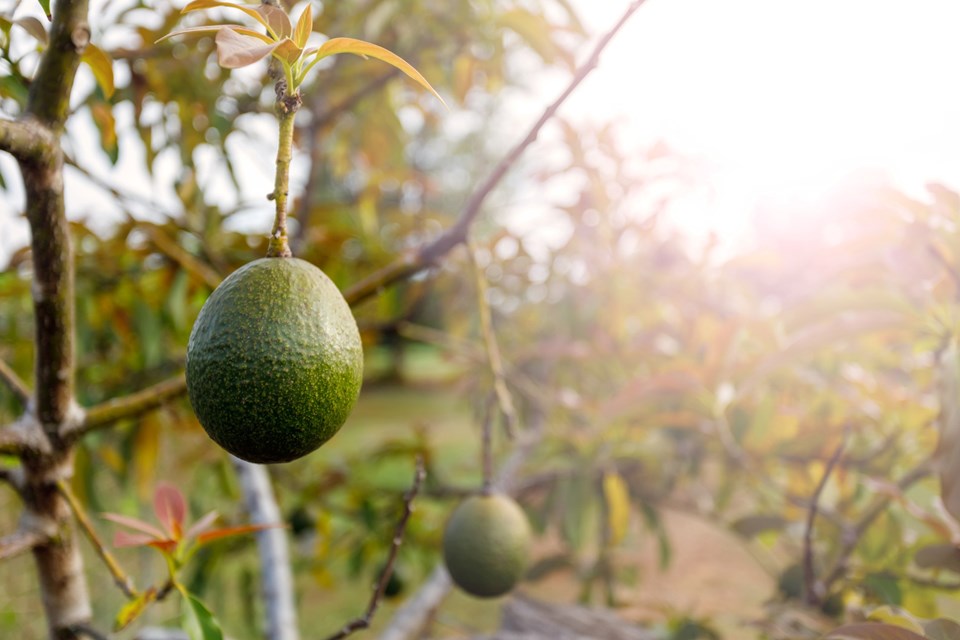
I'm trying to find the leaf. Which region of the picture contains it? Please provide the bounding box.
[102,512,166,540]
[157,25,273,45]
[154,483,186,539]
[272,38,302,65]
[824,623,928,640]
[914,543,960,574]
[36,0,51,20]
[114,587,157,631]
[181,0,271,32]
[312,38,445,106]
[255,4,291,39]
[113,530,162,548]
[15,17,47,44]
[215,27,281,68]
[924,619,960,640]
[90,102,118,164]
[81,44,114,99]
[937,339,960,522]
[496,9,569,67]
[182,593,224,640]
[731,514,787,538]
[602,471,630,546]
[293,3,311,48]
[196,522,283,545]
[185,510,220,540]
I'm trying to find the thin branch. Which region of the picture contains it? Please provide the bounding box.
[325,456,426,640]
[480,395,495,493]
[0,357,30,405]
[802,438,846,606]
[344,0,650,307]
[141,225,223,290]
[0,527,47,561]
[822,459,933,591]
[57,480,137,599]
[467,241,517,438]
[68,373,187,439]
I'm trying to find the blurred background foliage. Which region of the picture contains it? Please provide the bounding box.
[4,1,960,639]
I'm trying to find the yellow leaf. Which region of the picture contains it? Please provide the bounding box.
[82,43,114,99]
[293,3,312,49]
[313,38,446,107]
[602,471,630,546]
[181,0,271,32]
[133,413,161,501]
[156,26,273,45]
[114,587,157,631]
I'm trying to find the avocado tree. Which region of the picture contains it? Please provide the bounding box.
[0,0,646,637]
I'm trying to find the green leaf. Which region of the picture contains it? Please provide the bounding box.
[36,0,51,20]
[90,102,118,164]
[824,623,928,640]
[914,543,960,574]
[731,514,787,539]
[81,44,114,99]
[310,38,446,106]
[182,593,224,640]
[114,588,158,631]
[602,471,630,546]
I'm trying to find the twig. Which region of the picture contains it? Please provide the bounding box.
[822,459,933,591]
[326,456,426,640]
[66,622,110,640]
[467,241,517,438]
[0,357,30,406]
[802,438,846,606]
[142,224,223,290]
[0,527,47,560]
[481,395,495,493]
[67,373,187,439]
[56,479,138,599]
[344,0,650,307]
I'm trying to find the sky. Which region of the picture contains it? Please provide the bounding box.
[2,0,960,262]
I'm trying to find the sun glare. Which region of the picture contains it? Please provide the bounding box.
[567,0,960,243]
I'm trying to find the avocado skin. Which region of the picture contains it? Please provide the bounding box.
[442,494,532,598]
[186,257,363,464]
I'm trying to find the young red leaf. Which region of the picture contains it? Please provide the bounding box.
[255,4,292,39]
[196,523,284,546]
[102,512,167,540]
[293,3,312,49]
[312,38,446,106]
[146,539,179,554]
[154,483,186,539]
[216,27,281,68]
[273,38,302,65]
[185,510,220,540]
[113,530,163,548]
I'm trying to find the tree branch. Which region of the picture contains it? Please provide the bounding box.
[344,0,649,307]
[67,373,187,440]
[326,456,426,640]
[0,527,48,561]
[0,357,31,406]
[142,224,223,290]
[232,458,299,640]
[0,414,51,457]
[802,438,846,606]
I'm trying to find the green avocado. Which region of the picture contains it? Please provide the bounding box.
[442,494,532,598]
[186,257,363,464]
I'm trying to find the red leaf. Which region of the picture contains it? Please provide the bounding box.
[197,523,285,545]
[154,483,186,539]
[185,510,220,540]
[113,530,162,548]
[102,512,166,540]
[255,4,291,38]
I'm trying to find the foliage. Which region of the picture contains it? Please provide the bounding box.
[4,0,960,639]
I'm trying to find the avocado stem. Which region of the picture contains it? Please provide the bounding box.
[267,93,301,258]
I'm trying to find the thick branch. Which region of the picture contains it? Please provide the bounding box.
[344,0,649,307]
[232,459,298,640]
[68,374,187,439]
[0,358,31,406]
[326,457,426,640]
[0,118,57,164]
[0,415,51,457]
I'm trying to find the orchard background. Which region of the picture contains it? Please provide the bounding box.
[3,1,960,639]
